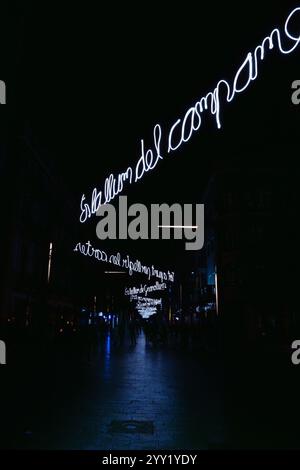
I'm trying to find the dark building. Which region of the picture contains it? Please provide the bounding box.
[0,133,85,337]
[199,156,298,349]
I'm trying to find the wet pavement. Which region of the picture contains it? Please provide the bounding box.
[2,332,224,450]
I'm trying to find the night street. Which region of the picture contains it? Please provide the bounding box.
[2,1,300,463]
[2,332,223,450]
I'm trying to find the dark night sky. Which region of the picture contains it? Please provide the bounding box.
[2,0,300,273]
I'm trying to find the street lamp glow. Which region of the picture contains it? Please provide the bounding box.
[158,225,198,229]
[104,271,127,274]
[47,242,53,283]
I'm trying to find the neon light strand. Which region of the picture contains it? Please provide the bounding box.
[74,241,175,282]
[125,282,167,297]
[137,306,157,319]
[136,297,162,305]
[79,7,300,223]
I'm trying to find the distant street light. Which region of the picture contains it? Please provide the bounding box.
[104,271,126,274]
[215,271,219,316]
[47,242,53,283]
[158,225,198,229]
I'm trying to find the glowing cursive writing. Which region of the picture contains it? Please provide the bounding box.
[74,241,174,282]
[79,7,300,223]
[125,282,168,298]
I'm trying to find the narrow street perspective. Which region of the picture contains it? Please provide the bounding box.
[1,2,300,463]
[2,328,224,450]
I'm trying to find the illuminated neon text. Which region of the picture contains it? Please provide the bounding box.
[74,241,174,282]
[125,282,168,298]
[79,7,300,223]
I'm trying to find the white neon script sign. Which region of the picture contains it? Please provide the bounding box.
[124,282,168,297]
[135,297,162,318]
[137,306,157,319]
[74,241,175,282]
[136,297,162,307]
[79,7,300,223]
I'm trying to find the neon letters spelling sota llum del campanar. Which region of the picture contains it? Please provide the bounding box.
[79,6,300,223]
